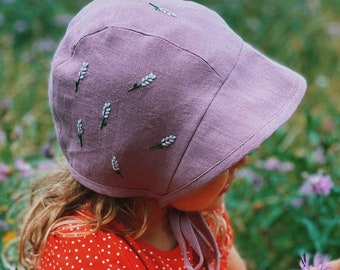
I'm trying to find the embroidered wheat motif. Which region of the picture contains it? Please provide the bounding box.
[128,72,157,92]
[77,119,84,147]
[75,62,89,92]
[112,156,123,178]
[151,135,177,149]
[149,3,177,17]
[100,102,111,129]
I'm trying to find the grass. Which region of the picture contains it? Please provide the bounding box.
[0,0,339,269]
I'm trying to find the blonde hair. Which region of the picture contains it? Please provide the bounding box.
[19,167,230,268]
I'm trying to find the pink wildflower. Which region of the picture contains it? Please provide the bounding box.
[237,168,263,189]
[37,160,58,171]
[311,147,326,164]
[313,253,331,269]
[255,157,295,172]
[300,253,330,270]
[15,159,35,179]
[299,173,334,196]
[300,253,311,270]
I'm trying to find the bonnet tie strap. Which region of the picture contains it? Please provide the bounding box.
[169,208,221,270]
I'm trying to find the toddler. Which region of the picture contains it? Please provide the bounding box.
[19,0,308,269]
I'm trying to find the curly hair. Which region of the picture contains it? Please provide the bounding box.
[19,167,230,268]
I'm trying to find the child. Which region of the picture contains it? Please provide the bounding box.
[19,0,308,269]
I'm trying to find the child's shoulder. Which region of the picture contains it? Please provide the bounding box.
[40,224,143,269]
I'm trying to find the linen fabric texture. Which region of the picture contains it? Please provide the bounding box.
[50,0,306,205]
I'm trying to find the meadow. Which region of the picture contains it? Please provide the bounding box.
[0,0,339,269]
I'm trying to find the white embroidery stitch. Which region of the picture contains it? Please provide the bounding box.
[151,135,177,149]
[77,119,84,147]
[112,156,120,171]
[141,73,157,86]
[100,102,111,128]
[112,156,123,178]
[128,72,157,92]
[149,3,177,17]
[75,62,89,92]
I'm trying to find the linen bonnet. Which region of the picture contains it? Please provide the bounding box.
[49,0,307,268]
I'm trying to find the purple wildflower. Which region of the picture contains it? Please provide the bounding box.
[11,125,23,140]
[291,198,304,208]
[299,173,334,196]
[37,160,58,171]
[0,129,6,145]
[313,253,331,269]
[252,176,263,189]
[311,147,326,164]
[327,22,340,38]
[41,143,54,158]
[54,14,73,27]
[300,253,311,270]
[15,159,35,179]
[13,19,28,33]
[237,168,263,189]
[255,157,295,172]
[35,37,57,53]
[299,253,331,270]
[0,220,9,232]
[0,163,11,182]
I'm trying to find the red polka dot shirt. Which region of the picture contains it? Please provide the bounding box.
[39,207,233,269]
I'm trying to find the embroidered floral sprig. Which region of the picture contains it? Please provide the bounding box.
[149,3,177,17]
[151,135,177,149]
[75,62,89,92]
[112,156,123,178]
[100,102,111,129]
[77,119,84,147]
[128,72,157,92]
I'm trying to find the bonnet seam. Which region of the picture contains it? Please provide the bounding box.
[53,26,224,81]
[162,71,303,203]
[166,42,244,195]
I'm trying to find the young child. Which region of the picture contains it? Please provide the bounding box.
[19,0,308,269]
